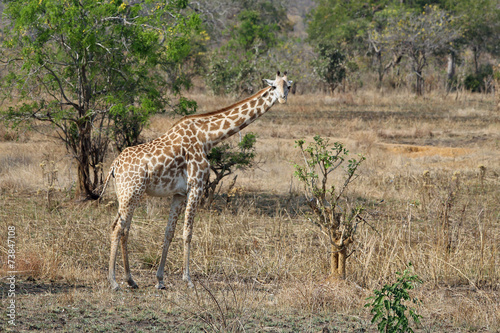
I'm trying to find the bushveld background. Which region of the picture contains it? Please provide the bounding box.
[1,88,499,332]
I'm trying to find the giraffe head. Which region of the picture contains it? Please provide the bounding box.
[263,71,293,104]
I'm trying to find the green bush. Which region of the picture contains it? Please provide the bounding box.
[365,264,422,333]
[293,135,365,279]
[464,64,494,92]
[203,133,257,207]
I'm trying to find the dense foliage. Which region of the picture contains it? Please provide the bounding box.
[204,0,290,95]
[369,4,461,95]
[203,133,257,207]
[307,0,500,94]
[312,44,346,93]
[1,0,201,198]
[365,265,422,333]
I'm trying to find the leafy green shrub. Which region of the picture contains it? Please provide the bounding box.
[203,133,257,207]
[206,56,256,96]
[464,64,493,92]
[365,264,422,333]
[293,135,365,279]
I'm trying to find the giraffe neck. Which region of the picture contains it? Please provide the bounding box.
[199,87,276,149]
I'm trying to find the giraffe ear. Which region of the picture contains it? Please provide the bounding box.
[263,79,275,87]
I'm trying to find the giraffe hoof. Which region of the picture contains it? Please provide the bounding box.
[125,277,139,289]
[155,283,166,290]
[183,275,194,288]
[110,283,121,291]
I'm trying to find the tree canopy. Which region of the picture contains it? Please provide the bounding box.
[307,0,499,94]
[307,0,393,58]
[1,0,201,199]
[370,4,461,95]
[204,0,291,95]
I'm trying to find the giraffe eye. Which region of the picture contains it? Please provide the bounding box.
[270,86,276,90]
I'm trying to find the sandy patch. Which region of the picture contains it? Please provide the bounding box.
[380,143,471,158]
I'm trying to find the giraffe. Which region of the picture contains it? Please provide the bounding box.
[101,71,292,290]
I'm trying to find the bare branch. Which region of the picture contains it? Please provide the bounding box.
[42,63,80,111]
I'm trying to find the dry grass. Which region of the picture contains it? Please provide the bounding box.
[1,90,499,332]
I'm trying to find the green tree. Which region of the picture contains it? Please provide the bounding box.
[367,5,406,88]
[205,0,288,95]
[307,0,389,91]
[307,0,386,53]
[1,0,201,199]
[311,44,346,94]
[443,0,500,74]
[371,5,461,95]
[231,10,278,51]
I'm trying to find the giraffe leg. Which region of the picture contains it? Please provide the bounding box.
[121,225,138,289]
[108,214,123,291]
[156,194,186,290]
[109,202,138,290]
[182,185,203,288]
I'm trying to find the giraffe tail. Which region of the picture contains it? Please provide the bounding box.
[98,161,116,199]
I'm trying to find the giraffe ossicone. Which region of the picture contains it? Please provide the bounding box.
[101,71,292,291]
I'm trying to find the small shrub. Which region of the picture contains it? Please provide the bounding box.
[464,64,493,92]
[365,264,422,333]
[293,135,365,280]
[203,133,257,207]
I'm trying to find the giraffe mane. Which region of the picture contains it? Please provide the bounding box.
[171,86,273,128]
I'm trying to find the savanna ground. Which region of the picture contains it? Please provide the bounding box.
[1,90,499,332]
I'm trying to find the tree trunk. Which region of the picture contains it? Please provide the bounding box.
[330,243,347,280]
[376,51,384,89]
[413,53,426,96]
[446,53,455,92]
[473,46,479,74]
[415,70,424,96]
[329,233,354,280]
[494,65,500,111]
[76,121,99,200]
